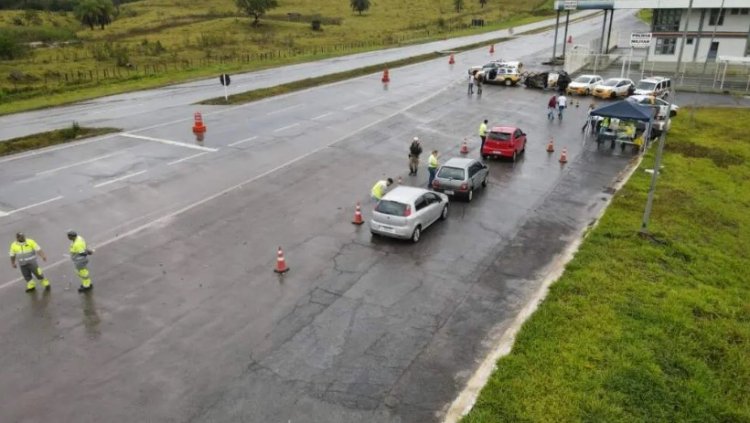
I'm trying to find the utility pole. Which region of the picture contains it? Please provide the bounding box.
[675,0,693,78]
[640,93,675,236]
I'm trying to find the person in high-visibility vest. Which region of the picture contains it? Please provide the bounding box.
[67,230,94,292]
[9,232,49,292]
[371,178,393,202]
[478,119,488,152]
[427,150,439,189]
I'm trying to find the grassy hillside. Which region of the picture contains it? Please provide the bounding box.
[0,0,554,114]
[462,108,750,422]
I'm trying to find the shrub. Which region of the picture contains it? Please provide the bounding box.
[0,31,28,60]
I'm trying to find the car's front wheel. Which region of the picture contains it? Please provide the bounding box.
[610,92,617,99]
[411,226,422,243]
[504,79,512,86]
[440,205,448,220]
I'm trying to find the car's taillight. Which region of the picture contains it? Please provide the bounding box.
[403,206,412,217]
[432,179,440,188]
[460,182,468,191]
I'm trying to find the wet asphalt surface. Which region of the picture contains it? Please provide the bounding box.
[0,12,650,423]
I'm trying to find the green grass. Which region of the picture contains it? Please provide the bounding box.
[461,108,750,423]
[0,0,555,115]
[637,9,652,25]
[0,124,120,156]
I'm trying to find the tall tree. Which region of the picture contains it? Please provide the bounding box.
[479,0,487,8]
[235,0,279,26]
[74,0,114,30]
[350,0,370,15]
[454,0,464,13]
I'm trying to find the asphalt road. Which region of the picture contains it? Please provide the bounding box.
[1,11,644,423]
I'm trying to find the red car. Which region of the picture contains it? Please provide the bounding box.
[482,126,527,162]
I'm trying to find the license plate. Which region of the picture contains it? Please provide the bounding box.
[379,226,396,234]
[444,190,454,195]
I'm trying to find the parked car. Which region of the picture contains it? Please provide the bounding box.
[469,60,523,76]
[524,71,571,91]
[566,74,603,96]
[627,95,679,118]
[370,186,449,243]
[592,78,635,99]
[480,66,522,86]
[481,126,527,162]
[633,76,671,98]
[431,158,489,202]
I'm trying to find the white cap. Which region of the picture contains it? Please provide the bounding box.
[413,136,419,141]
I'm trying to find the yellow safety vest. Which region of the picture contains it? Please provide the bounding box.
[371,181,387,200]
[70,236,89,265]
[479,123,487,136]
[9,239,40,264]
[428,154,438,169]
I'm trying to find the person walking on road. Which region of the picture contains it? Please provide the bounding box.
[371,178,393,203]
[557,93,568,121]
[67,230,94,292]
[9,232,50,292]
[467,71,474,95]
[582,102,596,133]
[408,137,423,176]
[427,150,439,189]
[547,95,557,121]
[478,119,488,152]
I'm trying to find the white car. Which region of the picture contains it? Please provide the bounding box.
[627,95,679,119]
[370,186,449,243]
[592,78,635,99]
[566,74,603,96]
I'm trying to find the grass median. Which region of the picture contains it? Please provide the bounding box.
[462,108,750,422]
[0,123,120,157]
[198,37,511,106]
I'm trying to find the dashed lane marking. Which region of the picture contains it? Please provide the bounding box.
[120,133,218,152]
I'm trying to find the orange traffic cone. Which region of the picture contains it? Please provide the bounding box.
[381,68,390,83]
[559,148,568,164]
[567,35,573,43]
[460,138,469,154]
[449,54,455,65]
[352,202,364,225]
[274,247,290,274]
[546,137,555,153]
[192,112,206,134]
[489,44,495,54]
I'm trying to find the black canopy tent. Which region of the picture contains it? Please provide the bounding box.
[589,100,656,151]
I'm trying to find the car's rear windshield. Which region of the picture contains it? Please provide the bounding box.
[437,166,465,179]
[574,76,592,83]
[488,131,512,142]
[602,79,619,86]
[636,81,656,90]
[375,200,407,216]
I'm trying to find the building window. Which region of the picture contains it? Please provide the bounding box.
[730,8,739,15]
[687,38,694,45]
[742,9,749,15]
[655,38,677,55]
[709,8,726,26]
[653,9,680,32]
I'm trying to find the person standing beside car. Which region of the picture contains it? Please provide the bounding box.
[478,119,488,152]
[427,150,439,189]
[467,71,475,95]
[408,137,423,176]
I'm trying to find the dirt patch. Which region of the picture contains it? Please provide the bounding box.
[667,141,745,168]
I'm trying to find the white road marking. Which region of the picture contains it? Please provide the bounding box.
[265,104,301,116]
[94,170,147,188]
[273,123,300,133]
[228,136,258,147]
[343,104,359,111]
[311,112,334,120]
[35,151,125,177]
[0,133,121,164]
[0,79,457,291]
[120,133,218,152]
[0,196,63,218]
[168,152,210,166]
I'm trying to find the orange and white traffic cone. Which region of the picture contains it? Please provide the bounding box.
[192,112,206,134]
[449,54,455,65]
[274,247,290,274]
[352,202,364,225]
[546,137,555,153]
[460,138,469,154]
[489,44,495,54]
[381,68,390,83]
[559,148,568,164]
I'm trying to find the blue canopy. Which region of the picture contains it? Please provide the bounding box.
[590,100,654,122]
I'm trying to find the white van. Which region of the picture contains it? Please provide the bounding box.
[634,77,671,98]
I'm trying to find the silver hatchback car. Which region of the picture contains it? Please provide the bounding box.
[431,157,489,202]
[370,186,449,243]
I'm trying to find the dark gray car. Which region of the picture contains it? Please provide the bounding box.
[431,157,489,202]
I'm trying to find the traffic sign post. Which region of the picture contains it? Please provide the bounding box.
[219,73,231,101]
